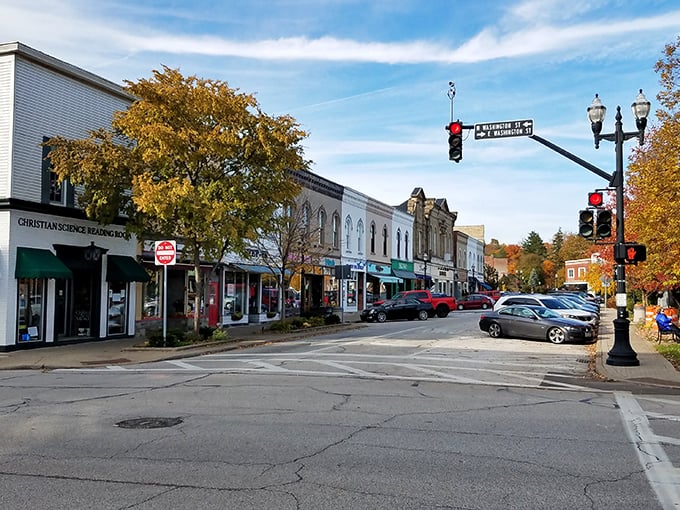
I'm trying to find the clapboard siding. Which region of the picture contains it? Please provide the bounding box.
[11,56,131,203]
[0,56,13,199]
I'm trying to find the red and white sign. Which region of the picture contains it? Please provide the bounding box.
[154,240,176,266]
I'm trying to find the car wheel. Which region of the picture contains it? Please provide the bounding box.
[376,311,387,323]
[457,304,464,310]
[436,307,449,318]
[417,310,428,321]
[481,303,489,309]
[488,322,502,338]
[547,327,566,344]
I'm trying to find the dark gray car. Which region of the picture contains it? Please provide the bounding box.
[479,304,594,344]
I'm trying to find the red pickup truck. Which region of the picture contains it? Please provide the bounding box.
[373,290,457,318]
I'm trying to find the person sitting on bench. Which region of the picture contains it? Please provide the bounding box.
[655,309,680,340]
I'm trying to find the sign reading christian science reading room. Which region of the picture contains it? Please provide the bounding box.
[17,217,130,239]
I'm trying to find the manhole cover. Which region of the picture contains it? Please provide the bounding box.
[115,417,183,429]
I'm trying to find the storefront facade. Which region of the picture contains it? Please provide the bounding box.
[0,42,147,349]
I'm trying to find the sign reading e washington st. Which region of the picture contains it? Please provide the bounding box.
[474,119,534,140]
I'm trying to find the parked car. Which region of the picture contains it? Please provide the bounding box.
[456,294,495,310]
[550,293,600,315]
[493,294,598,328]
[372,290,456,318]
[360,297,434,323]
[479,305,595,344]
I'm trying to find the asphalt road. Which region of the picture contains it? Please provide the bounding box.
[0,311,678,509]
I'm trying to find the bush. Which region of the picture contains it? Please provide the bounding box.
[146,329,185,347]
[199,326,215,339]
[231,312,243,321]
[269,320,292,333]
[211,328,229,341]
[325,314,341,325]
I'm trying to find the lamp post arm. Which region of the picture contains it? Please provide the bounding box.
[529,134,615,185]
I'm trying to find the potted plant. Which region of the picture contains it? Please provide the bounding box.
[266,311,277,319]
[230,312,243,321]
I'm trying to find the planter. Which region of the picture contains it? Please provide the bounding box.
[231,313,244,321]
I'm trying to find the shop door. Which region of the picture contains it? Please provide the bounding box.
[55,245,102,339]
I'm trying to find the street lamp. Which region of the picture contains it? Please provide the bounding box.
[588,90,650,367]
[423,252,429,290]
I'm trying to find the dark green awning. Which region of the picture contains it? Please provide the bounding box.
[107,255,151,282]
[15,247,73,279]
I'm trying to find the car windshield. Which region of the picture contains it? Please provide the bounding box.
[534,307,562,319]
[539,297,569,309]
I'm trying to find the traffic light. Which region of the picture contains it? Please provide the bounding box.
[447,121,463,162]
[614,243,647,264]
[588,192,604,208]
[578,210,594,238]
[596,210,612,239]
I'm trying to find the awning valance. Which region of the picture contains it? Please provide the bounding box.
[15,247,73,279]
[392,269,417,280]
[107,255,151,282]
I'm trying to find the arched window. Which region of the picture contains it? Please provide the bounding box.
[345,216,353,252]
[370,222,376,254]
[396,229,402,258]
[382,225,388,256]
[302,202,311,233]
[332,213,339,248]
[318,209,326,245]
[357,220,364,254]
[405,231,409,259]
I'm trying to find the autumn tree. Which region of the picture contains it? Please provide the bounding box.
[46,66,309,334]
[627,36,680,298]
[521,231,547,257]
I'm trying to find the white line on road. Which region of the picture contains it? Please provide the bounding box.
[616,392,680,510]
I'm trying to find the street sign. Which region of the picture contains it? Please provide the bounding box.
[474,119,534,140]
[154,240,177,266]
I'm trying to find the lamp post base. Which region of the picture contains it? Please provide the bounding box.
[606,318,640,366]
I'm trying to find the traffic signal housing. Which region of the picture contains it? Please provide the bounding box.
[614,243,647,265]
[578,210,594,239]
[596,210,612,239]
[447,121,463,162]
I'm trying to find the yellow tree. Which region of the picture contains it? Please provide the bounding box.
[627,36,680,296]
[46,66,309,334]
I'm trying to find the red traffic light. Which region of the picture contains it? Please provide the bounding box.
[588,192,604,207]
[448,121,463,135]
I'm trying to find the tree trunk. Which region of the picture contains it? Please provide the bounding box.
[193,250,201,335]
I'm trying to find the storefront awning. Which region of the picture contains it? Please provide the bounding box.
[415,274,433,281]
[15,247,73,279]
[107,255,151,282]
[392,269,417,280]
[232,263,280,275]
[368,272,402,284]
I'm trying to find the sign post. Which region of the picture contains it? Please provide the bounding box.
[155,240,177,346]
[474,119,534,140]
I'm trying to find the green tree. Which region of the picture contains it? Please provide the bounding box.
[46,66,309,334]
[521,231,547,257]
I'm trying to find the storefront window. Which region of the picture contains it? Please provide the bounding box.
[107,282,128,335]
[224,271,246,316]
[17,278,44,342]
[261,274,278,313]
[142,269,161,318]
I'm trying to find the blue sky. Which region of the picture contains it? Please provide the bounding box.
[3,0,680,244]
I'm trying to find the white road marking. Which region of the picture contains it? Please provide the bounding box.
[616,392,680,510]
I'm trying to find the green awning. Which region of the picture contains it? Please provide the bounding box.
[107,255,151,282]
[15,247,73,279]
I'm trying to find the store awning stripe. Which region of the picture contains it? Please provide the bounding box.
[15,247,73,279]
[107,255,151,282]
[232,263,280,275]
[392,269,417,279]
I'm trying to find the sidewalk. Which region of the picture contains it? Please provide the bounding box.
[0,323,365,371]
[596,308,680,389]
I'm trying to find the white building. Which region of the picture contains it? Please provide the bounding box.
[0,42,148,349]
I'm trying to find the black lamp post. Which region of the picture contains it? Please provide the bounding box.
[423,252,429,290]
[471,264,476,293]
[588,89,650,367]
